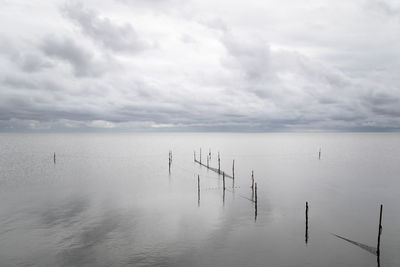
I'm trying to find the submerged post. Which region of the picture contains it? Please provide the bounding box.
[232,160,235,179]
[223,171,226,190]
[305,202,309,244]
[377,204,383,256]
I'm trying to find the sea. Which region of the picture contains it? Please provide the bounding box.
[0,132,399,266]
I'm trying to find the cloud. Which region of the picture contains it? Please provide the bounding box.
[62,1,152,52]
[0,0,400,132]
[40,35,109,77]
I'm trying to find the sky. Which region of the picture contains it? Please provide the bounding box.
[0,0,400,132]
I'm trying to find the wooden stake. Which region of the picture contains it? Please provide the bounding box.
[377,204,383,256]
[223,171,225,190]
[255,182,257,204]
[232,160,235,179]
[169,156,171,174]
[305,202,309,244]
[254,183,258,220]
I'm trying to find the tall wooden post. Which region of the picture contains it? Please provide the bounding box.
[254,183,258,219]
[305,202,309,244]
[377,204,383,256]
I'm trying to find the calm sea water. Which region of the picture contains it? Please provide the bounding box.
[0,133,399,266]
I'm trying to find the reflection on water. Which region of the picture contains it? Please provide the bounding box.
[0,133,399,266]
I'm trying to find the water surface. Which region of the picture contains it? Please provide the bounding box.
[0,133,399,266]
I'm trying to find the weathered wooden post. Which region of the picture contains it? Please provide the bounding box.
[377,204,383,256]
[305,202,309,244]
[232,160,235,179]
[53,152,56,164]
[223,171,225,190]
[218,152,221,174]
[254,183,258,219]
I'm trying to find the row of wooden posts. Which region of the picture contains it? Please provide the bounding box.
[169,149,383,257]
[193,149,258,216]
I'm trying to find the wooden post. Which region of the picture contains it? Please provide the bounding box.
[169,155,171,174]
[305,202,309,244]
[223,171,225,190]
[377,204,383,256]
[232,160,235,179]
[218,152,221,174]
[53,152,56,164]
[200,148,202,164]
[209,149,211,160]
[318,148,321,160]
[255,182,257,204]
[254,183,258,219]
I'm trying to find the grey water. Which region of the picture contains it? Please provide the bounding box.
[0,133,400,267]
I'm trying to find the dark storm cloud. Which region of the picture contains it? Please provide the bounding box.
[62,1,152,52]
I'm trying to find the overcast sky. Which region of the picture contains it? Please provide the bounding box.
[1,0,400,132]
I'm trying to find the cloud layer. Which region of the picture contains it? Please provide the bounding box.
[0,0,400,131]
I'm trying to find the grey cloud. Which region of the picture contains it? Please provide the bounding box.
[62,1,151,52]
[40,36,106,77]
